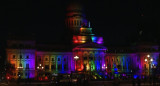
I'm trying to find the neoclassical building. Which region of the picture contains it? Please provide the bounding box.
[6,3,159,80]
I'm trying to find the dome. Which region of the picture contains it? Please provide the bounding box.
[66,2,83,12]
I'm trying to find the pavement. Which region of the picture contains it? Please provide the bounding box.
[1,80,160,86]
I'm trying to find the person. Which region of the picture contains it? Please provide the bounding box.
[137,77,141,86]
[143,76,146,86]
[132,77,135,86]
[149,77,152,86]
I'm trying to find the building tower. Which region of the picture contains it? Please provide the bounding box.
[65,3,88,35]
[66,3,107,72]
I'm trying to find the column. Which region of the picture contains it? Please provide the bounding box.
[49,55,51,71]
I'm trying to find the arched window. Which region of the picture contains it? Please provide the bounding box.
[20,55,22,59]
[45,57,48,61]
[13,55,15,59]
[26,55,29,59]
[89,54,94,60]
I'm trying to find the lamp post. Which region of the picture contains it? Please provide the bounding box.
[37,64,44,80]
[17,66,23,77]
[74,56,79,72]
[102,64,107,72]
[144,55,153,77]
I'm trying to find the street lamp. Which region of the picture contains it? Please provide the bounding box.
[37,64,44,80]
[74,56,79,71]
[144,54,153,77]
[17,66,23,77]
[37,64,44,70]
[102,64,107,71]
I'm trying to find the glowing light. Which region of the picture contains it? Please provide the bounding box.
[86,64,90,70]
[37,67,39,69]
[147,55,150,58]
[74,56,79,60]
[45,76,48,80]
[91,36,103,44]
[39,64,41,66]
[150,58,153,62]
[133,75,138,79]
[81,40,86,43]
[7,76,10,80]
[145,59,147,62]
[74,40,78,43]
[17,67,23,69]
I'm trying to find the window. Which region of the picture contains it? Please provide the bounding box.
[45,58,48,61]
[51,65,55,70]
[20,55,22,59]
[58,58,60,61]
[19,63,22,67]
[144,64,146,69]
[77,20,79,26]
[25,73,27,76]
[39,58,41,61]
[58,64,62,70]
[12,64,15,68]
[106,59,108,62]
[26,64,29,69]
[117,59,118,62]
[64,58,66,61]
[64,64,67,70]
[52,58,54,61]
[74,20,76,25]
[84,57,87,60]
[89,57,93,60]
[71,20,73,25]
[13,55,15,59]
[45,65,49,70]
[26,55,29,59]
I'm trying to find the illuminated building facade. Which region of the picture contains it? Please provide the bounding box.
[105,43,159,77]
[6,40,36,79]
[6,3,159,80]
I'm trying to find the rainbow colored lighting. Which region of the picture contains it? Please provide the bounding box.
[91,36,103,44]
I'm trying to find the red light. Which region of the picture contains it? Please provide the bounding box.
[45,76,48,80]
[74,40,78,43]
[38,77,43,81]
[7,76,10,80]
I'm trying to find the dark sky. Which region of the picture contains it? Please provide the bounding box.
[0,0,160,46]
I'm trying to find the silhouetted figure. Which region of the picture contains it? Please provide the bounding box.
[137,77,141,86]
[17,77,20,85]
[143,76,147,85]
[149,77,152,86]
[153,75,156,86]
[132,78,135,86]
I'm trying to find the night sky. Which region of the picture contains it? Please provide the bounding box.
[0,0,160,46]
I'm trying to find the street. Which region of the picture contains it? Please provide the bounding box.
[1,80,160,86]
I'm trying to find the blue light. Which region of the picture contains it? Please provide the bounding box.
[133,75,138,79]
[114,68,118,71]
[114,72,119,74]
